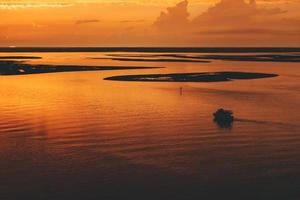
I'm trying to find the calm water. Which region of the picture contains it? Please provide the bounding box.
[1,52,300,199]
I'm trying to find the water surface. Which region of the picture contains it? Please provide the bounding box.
[0,50,300,199]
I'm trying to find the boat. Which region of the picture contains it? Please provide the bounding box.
[213,108,234,127]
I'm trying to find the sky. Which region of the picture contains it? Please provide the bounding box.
[0,0,299,46]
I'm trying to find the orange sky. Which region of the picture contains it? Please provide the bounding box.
[0,0,299,46]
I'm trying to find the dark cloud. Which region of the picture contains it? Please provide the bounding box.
[75,19,100,25]
[119,19,146,23]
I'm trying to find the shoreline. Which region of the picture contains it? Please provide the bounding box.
[104,72,279,82]
[0,60,161,76]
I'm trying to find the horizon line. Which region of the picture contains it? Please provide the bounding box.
[1,46,300,53]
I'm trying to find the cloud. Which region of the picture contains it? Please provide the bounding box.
[0,2,72,9]
[153,0,189,30]
[0,0,299,46]
[75,19,100,25]
[152,0,300,45]
[154,0,290,29]
[119,19,146,23]
[193,0,286,24]
[196,28,300,35]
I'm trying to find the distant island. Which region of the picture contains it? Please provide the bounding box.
[104,71,278,82]
[0,60,161,76]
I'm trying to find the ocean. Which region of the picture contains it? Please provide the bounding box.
[0,48,300,199]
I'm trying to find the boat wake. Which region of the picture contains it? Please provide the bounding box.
[235,118,299,128]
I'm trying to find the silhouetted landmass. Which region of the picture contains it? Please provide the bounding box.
[107,53,300,63]
[0,61,160,76]
[92,57,209,63]
[0,47,299,53]
[175,54,300,62]
[0,56,42,59]
[104,71,278,82]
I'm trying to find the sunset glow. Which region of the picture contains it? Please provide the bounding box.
[1,1,300,199]
[0,0,299,46]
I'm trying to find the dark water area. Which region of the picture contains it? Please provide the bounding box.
[0,49,300,199]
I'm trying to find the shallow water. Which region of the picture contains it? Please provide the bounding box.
[0,51,300,199]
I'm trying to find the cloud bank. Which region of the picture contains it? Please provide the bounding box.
[153,0,300,45]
